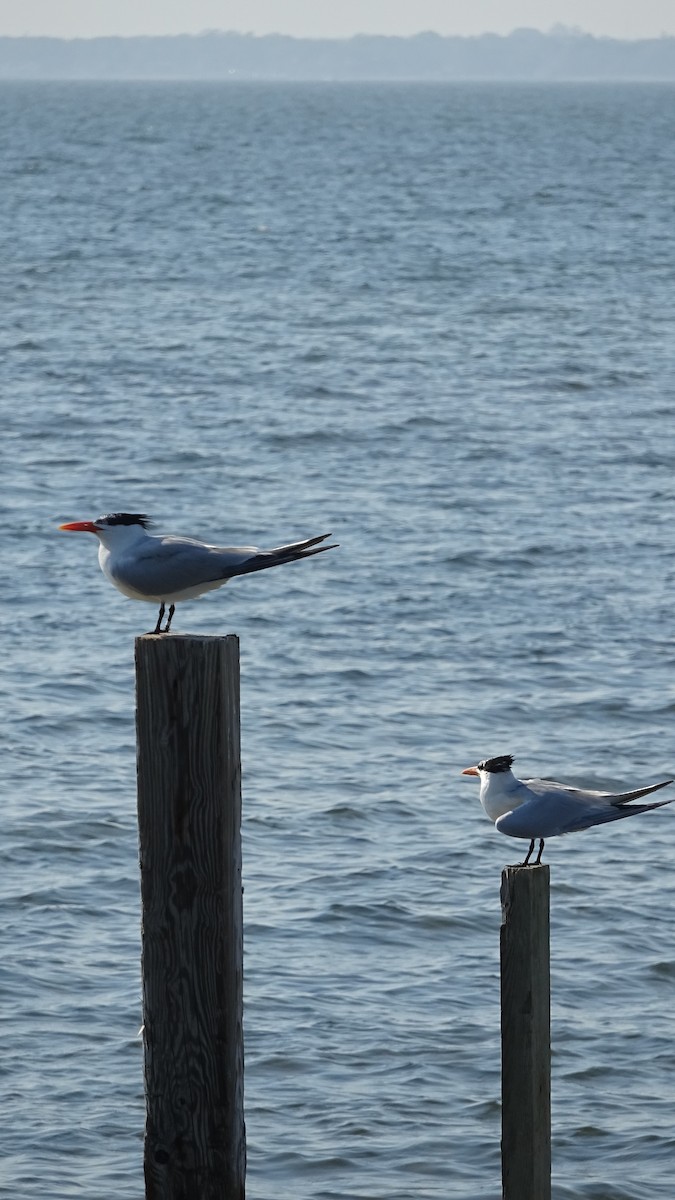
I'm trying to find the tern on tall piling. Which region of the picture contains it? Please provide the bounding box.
[461,754,673,865]
[59,512,338,633]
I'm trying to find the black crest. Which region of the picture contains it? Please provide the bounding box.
[479,754,515,774]
[98,512,152,528]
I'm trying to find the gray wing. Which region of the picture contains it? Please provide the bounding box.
[112,532,337,595]
[111,536,260,595]
[523,776,674,807]
[497,777,674,839]
[495,787,603,839]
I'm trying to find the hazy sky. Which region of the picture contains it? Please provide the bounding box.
[2,1,674,40]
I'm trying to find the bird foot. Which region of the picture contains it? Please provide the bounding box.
[149,603,175,634]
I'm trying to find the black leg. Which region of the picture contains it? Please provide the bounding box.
[164,604,176,633]
[152,603,165,635]
[521,838,535,867]
[534,838,545,866]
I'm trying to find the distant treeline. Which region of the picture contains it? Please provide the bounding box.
[1,29,675,82]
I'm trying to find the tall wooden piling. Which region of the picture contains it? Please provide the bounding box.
[135,634,245,1200]
[500,864,551,1200]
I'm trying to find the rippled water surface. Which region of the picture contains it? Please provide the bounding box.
[2,81,675,1199]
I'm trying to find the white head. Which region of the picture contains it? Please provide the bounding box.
[461,754,518,822]
[59,512,152,550]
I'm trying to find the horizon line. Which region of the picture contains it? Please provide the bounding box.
[2,26,675,45]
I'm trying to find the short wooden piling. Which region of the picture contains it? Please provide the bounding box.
[500,864,551,1200]
[135,634,245,1200]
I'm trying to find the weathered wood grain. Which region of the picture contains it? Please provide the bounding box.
[500,864,551,1200]
[136,634,245,1200]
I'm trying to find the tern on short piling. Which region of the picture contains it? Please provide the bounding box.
[59,512,338,633]
[461,754,673,865]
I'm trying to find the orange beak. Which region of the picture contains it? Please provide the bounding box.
[461,766,480,776]
[59,520,99,533]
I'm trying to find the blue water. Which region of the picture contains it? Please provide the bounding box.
[2,81,675,1199]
